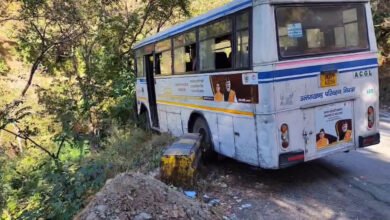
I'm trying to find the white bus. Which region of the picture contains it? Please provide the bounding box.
[133,0,380,169]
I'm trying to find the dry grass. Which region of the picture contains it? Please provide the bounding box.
[99,127,176,178]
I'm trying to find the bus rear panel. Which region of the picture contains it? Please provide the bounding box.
[134,0,380,169]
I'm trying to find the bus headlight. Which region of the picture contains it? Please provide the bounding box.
[367,106,375,129]
[280,124,289,149]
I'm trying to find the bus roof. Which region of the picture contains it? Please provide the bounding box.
[133,0,369,50]
[133,0,252,50]
[262,0,367,3]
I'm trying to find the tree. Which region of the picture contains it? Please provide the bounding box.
[372,0,390,65]
[0,0,191,155]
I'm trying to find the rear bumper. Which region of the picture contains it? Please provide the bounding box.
[359,133,380,148]
[279,151,305,168]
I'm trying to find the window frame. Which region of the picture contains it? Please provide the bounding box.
[136,8,252,78]
[135,47,148,77]
[233,10,252,70]
[173,30,198,75]
[199,16,235,72]
[274,3,370,61]
[154,39,173,76]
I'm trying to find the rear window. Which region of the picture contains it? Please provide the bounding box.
[275,4,369,59]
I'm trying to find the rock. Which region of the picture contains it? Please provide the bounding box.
[239,203,252,210]
[85,212,99,220]
[203,194,211,203]
[96,205,108,213]
[208,199,221,207]
[134,212,152,220]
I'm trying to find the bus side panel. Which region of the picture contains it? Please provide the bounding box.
[352,67,380,143]
[254,73,279,168]
[166,112,183,136]
[233,117,259,166]
[164,105,183,136]
[256,114,279,169]
[217,115,235,158]
[157,105,168,132]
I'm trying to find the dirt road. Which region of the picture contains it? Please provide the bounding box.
[198,115,390,220]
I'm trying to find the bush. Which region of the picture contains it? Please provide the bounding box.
[99,127,175,177]
[0,126,174,219]
[0,58,9,76]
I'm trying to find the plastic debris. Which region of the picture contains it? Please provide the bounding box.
[184,191,197,199]
[239,203,252,210]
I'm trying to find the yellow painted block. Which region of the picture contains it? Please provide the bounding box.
[160,133,202,187]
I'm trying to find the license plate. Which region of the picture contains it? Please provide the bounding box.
[320,71,337,88]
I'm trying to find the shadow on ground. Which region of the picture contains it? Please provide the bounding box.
[197,148,390,220]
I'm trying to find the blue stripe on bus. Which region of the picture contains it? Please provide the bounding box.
[339,64,378,73]
[134,0,252,49]
[258,58,378,83]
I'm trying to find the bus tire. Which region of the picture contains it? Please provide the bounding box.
[192,117,216,162]
[138,109,151,132]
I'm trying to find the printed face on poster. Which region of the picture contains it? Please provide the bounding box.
[315,102,353,150]
[209,74,258,104]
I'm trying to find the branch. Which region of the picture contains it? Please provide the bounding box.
[1,128,56,159]
[31,21,46,46]
[122,1,154,56]
[156,6,175,33]
[21,23,85,96]
[55,137,66,159]
[0,16,23,23]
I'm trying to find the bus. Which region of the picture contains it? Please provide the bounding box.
[133,0,380,169]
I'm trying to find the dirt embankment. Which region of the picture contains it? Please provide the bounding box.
[75,172,221,220]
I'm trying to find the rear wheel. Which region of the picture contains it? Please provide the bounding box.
[138,110,151,132]
[192,117,216,161]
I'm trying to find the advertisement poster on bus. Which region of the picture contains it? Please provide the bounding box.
[315,101,353,150]
[208,73,259,104]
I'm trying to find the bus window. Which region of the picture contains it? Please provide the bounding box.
[275,4,369,59]
[174,31,197,74]
[135,49,144,77]
[136,56,144,77]
[235,11,250,68]
[200,18,232,71]
[155,39,172,75]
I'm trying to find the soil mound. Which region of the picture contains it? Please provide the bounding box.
[75,172,220,220]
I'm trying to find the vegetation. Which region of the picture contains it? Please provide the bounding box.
[0,58,9,76]
[0,0,231,218]
[372,0,390,65]
[0,0,387,219]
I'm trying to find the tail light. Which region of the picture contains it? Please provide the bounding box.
[367,106,375,129]
[280,124,289,149]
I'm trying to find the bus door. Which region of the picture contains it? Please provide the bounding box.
[145,54,159,128]
[303,101,355,160]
